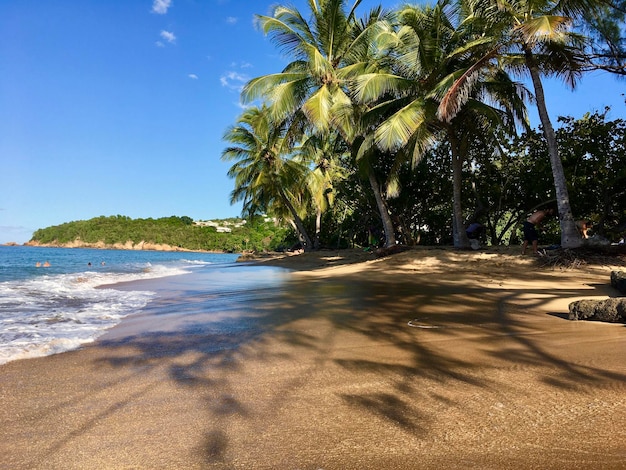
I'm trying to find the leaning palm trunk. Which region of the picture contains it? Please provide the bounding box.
[524,48,582,249]
[280,189,313,252]
[367,171,397,248]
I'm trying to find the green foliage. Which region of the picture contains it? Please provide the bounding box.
[30,216,296,253]
[312,109,626,248]
[222,0,626,250]
[557,110,626,238]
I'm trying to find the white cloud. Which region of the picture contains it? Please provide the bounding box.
[188,74,199,80]
[160,30,176,44]
[230,61,252,69]
[220,71,249,91]
[226,17,238,24]
[155,41,165,47]
[152,0,172,14]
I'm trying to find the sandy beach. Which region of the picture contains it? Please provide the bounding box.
[1,246,625,469]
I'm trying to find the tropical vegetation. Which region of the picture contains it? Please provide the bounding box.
[30,215,296,253]
[221,0,625,252]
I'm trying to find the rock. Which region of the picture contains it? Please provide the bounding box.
[568,298,626,322]
[469,239,481,250]
[610,271,626,294]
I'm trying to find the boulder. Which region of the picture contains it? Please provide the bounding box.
[610,271,626,294]
[568,298,626,322]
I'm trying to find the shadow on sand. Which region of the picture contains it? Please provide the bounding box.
[9,249,626,468]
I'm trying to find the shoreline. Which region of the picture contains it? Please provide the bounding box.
[1,247,625,469]
[21,240,228,253]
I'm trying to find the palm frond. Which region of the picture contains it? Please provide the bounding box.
[514,15,571,46]
[375,100,428,151]
[302,85,334,131]
[267,76,312,122]
[353,73,411,103]
[241,72,307,104]
[438,46,501,122]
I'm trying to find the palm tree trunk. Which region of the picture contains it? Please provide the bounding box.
[524,47,582,249]
[314,208,322,250]
[280,190,314,252]
[448,130,470,249]
[367,171,397,248]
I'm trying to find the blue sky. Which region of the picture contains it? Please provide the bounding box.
[1,0,624,244]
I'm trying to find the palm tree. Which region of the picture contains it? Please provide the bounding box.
[354,1,528,248]
[242,0,401,247]
[297,130,350,249]
[242,0,383,134]
[458,0,598,249]
[221,106,314,251]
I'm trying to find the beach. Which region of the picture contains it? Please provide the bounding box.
[1,247,625,469]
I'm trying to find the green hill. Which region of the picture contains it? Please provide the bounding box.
[29,215,296,253]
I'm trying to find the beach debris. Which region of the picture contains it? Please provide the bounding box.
[408,318,443,329]
[536,247,626,270]
[568,298,626,323]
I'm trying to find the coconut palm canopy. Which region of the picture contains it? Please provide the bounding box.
[222,0,626,250]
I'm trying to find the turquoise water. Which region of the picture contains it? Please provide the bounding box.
[0,246,242,364]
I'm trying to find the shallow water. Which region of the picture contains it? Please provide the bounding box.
[0,246,242,364]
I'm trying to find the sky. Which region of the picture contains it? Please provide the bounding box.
[1,0,624,244]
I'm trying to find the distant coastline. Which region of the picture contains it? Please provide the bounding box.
[26,215,293,254]
[22,239,224,253]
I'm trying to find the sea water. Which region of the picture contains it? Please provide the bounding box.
[0,246,240,365]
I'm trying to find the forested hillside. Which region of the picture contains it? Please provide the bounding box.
[29,216,295,253]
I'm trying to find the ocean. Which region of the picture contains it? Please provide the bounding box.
[0,246,249,365]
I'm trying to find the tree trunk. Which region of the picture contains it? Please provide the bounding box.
[524,47,582,249]
[280,190,314,252]
[367,170,397,248]
[314,208,322,250]
[448,130,470,249]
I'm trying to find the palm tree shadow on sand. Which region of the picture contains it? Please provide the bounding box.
[79,254,626,466]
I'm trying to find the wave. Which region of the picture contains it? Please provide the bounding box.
[0,262,191,365]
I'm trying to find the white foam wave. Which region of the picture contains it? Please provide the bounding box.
[180,259,214,266]
[0,262,190,365]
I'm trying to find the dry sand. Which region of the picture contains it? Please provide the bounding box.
[1,246,625,469]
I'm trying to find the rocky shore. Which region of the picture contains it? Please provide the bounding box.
[23,239,216,252]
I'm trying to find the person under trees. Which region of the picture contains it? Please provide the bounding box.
[522,208,555,255]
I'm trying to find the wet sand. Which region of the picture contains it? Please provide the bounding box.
[1,247,625,469]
